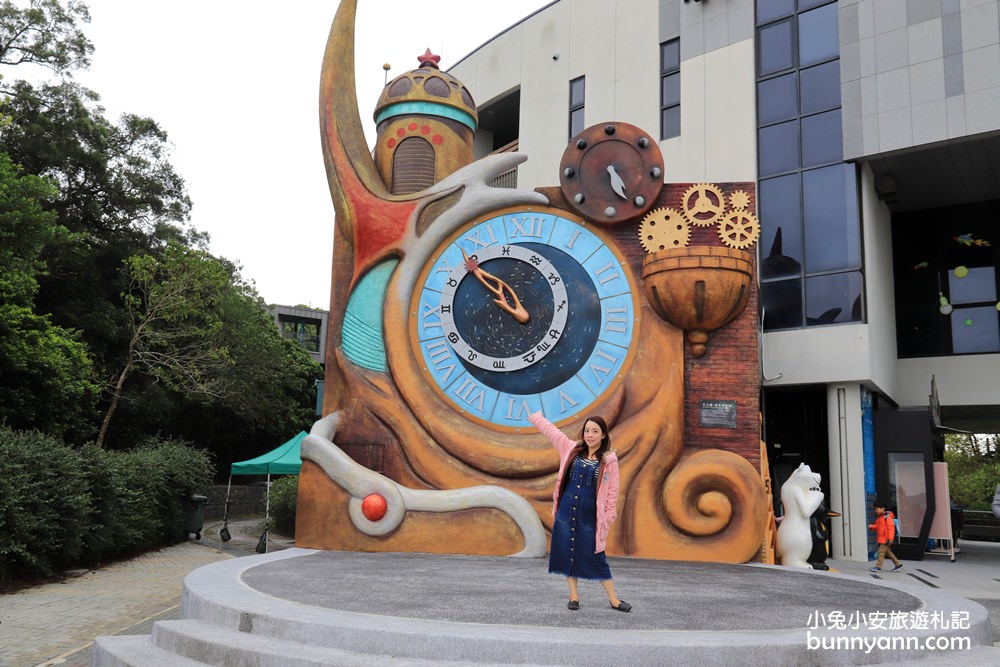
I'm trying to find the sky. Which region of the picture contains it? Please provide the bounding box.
[57,0,553,309]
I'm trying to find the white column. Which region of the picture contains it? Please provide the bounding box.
[826,383,869,562]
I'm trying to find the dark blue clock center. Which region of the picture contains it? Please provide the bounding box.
[454,243,601,394]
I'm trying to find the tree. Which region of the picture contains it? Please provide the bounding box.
[0,151,98,437]
[0,0,92,75]
[945,433,1000,511]
[97,243,232,448]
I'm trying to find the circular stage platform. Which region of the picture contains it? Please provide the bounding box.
[94,548,997,666]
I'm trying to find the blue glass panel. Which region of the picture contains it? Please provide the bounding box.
[570,108,585,138]
[570,78,585,106]
[662,106,680,139]
[950,306,1000,354]
[759,174,803,279]
[799,3,839,67]
[758,120,800,177]
[757,0,794,25]
[759,20,794,76]
[801,109,843,167]
[662,72,681,107]
[758,72,798,125]
[805,271,864,326]
[661,40,680,72]
[800,60,841,115]
[761,279,803,330]
[803,164,860,273]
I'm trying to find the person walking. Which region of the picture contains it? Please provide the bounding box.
[529,411,631,612]
[868,500,903,572]
[992,483,1000,520]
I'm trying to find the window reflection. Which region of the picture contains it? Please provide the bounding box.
[759,121,800,177]
[759,72,797,125]
[759,20,794,76]
[801,109,843,167]
[762,279,803,331]
[800,60,841,115]
[757,0,795,26]
[760,174,803,279]
[803,164,860,273]
[798,3,839,67]
[949,266,997,304]
[806,272,863,326]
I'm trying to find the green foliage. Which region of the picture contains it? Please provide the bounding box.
[269,475,298,537]
[945,433,1000,511]
[0,0,92,74]
[0,151,98,437]
[0,426,214,586]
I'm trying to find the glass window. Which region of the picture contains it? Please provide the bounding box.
[758,72,798,125]
[803,164,860,273]
[662,72,680,107]
[757,0,795,26]
[762,279,804,331]
[569,77,585,138]
[759,20,794,76]
[950,306,1000,354]
[801,109,842,167]
[799,0,834,11]
[570,108,585,138]
[661,40,680,73]
[800,60,841,115]
[798,3,839,67]
[662,106,680,140]
[570,77,585,107]
[805,271,864,326]
[758,120,800,177]
[949,266,997,304]
[759,174,803,279]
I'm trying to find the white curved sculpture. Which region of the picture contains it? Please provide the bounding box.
[776,463,824,569]
[301,413,547,558]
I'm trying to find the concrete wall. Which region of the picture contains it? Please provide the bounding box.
[841,0,1000,159]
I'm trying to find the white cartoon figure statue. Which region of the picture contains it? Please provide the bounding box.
[776,463,825,569]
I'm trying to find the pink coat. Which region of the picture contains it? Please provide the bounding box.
[529,411,620,553]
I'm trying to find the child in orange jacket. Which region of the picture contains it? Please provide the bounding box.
[869,500,903,572]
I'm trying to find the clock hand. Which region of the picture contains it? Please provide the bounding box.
[462,250,531,324]
[607,165,627,199]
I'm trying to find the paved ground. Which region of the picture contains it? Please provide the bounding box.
[0,519,291,667]
[1,526,996,667]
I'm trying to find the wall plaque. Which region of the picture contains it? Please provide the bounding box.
[699,400,737,429]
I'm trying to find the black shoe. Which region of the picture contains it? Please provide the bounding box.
[567,599,580,610]
[611,600,632,612]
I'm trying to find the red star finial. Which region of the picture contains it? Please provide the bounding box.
[418,48,441,69]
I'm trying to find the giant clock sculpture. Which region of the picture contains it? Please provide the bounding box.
[297,0,768,564]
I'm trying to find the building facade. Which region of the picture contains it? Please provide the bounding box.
[450,0,1000,562]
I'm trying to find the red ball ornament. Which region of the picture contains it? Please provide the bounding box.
[361,493,388,521]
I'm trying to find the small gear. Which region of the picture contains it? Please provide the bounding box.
[681,183,726,227]
[718,209,761,250]
[728,190,750,212]
[639,207,691,253]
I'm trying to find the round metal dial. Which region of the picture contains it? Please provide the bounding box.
[559,122,664,225]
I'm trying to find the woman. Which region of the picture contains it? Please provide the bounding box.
[529,411,631,612]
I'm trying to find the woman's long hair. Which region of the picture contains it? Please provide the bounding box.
[577,415,611,459]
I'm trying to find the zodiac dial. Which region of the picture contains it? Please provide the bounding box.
[409,206,639,430]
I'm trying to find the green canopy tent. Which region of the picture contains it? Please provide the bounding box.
[224,431,306,552]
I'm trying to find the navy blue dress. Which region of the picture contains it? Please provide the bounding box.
[548,455,613,581]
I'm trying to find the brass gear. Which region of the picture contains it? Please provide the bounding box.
[729,190,750,212]
[639,207,691,253]
[718,209,761,250]
[681,183,726,227]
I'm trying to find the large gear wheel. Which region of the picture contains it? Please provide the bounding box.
[681,182,726,227]
[728,190,750,212]
[639,207,691,253]
[718,209,761,250]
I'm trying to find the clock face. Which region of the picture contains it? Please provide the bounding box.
[410,206,639,430]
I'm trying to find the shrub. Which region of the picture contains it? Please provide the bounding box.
[269,475,298,536]
[0,426,214,585]
[0,428,89,584]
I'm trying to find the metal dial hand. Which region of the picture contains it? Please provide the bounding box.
[607,165,627,199]
[462,249,530,324]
